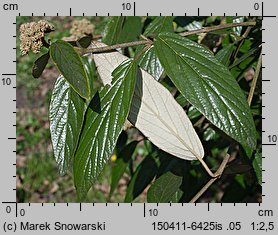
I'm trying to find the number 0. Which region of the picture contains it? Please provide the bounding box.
[20,208,25,216]
[254,3,260,10]
[6,206,11,213]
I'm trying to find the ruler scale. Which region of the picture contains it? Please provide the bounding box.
[0,0,277,234]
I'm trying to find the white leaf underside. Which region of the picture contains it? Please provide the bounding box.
[91,41,204,160]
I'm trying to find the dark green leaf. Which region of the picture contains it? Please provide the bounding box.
[49,76,87,175]
[155,32,256,151]
[73,59,138,200]
[82,56,96,95]
[147,171,183,203]
[67,36,93,49]
[252,151,262,185]
[174,95,203,119]
[102,17,141,45]
[170,189,184,203]
[125,154,158,202]
[77,35,93,48]
[223,163,252,175]
[32,52,50,78]
[136,17,174,80]
[216,44,234,66]
[155,156,189,202]
[136,46,164,80]
[115,131,128,155]
[221,175,247,202]
[175,93,188,107]
[156,152,180,178]
[50,40,90,99]
[229,47,260,69]
[102,16,125,45]
[118,16,142,43]
[110,141,138,197]
[144,16,174,37]
[66,41,78,47]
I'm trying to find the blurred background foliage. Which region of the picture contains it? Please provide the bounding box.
[16,16,261,203]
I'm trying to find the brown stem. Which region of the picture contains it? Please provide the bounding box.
[247,53,262,106]
[194,116,206,127]
[233,26,254,61]
[179,21,256,37]
[81,40,152,55]
[93,34,102,40]
[190,154,230,203]
[80,21,256,55]
[134,43,152,61]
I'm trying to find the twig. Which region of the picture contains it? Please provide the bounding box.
[247,53,262,106]
[80,21,256,55]
[81,40,152,55]
[190,178,218,203]
[233,26,254,61]
[179,21,256,37]
[190,154,230,203]
[93,34,102,40]
[134,43,152,61]
[194,116,206,127]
